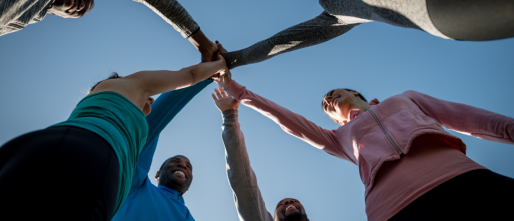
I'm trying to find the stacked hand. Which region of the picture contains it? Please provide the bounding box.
[189,30,219,63]
[212,41,232,84]
[211,40,238,112]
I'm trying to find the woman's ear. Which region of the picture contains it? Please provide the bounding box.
[155,171,160,180]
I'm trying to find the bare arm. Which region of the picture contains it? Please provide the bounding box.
[92,57,226,111]
[405,90,514,144]
[222,11,362,69]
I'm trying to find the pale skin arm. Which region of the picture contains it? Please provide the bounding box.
[92,55,227,111]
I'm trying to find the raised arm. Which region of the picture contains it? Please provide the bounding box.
[135,0,199,38]
[212,88,274,221]
[135,56,226,95]
[404,90,514,144]
[215,71,343,159]
[222,11,362,69]
[134,0,218,61]
[93,57,226,111]
[131,79,213,188]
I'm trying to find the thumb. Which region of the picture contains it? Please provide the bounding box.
[216,41,227,53]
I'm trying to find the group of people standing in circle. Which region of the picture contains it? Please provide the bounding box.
[1,0,514,220]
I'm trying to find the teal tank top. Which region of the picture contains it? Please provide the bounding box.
[52,91,149,216]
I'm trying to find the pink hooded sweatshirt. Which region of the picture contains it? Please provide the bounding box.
[227,80,514,220]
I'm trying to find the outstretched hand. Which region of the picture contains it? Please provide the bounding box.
[211,87,240,112]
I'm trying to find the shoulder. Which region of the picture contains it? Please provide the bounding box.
[401,90,422,96]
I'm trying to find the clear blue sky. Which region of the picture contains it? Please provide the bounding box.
[1,0,514,220]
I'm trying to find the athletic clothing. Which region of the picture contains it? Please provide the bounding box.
[221,109,274,221]
[0,126,120,221]
[0,0,199,37]
[134,0,199,38]
[366,134,485,221]
[226,80,514,221]
[112,79,212,221]
[222,0,514,69]
[52,91,149,215]
[0,0,54,36]
[388,169,514,221]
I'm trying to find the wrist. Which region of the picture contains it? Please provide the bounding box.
[222,108,237,114]
[188,30,217,53]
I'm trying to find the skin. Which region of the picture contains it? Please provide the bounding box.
[188,30,219,63]
[142,96,155,116]
[322,89,368,125]
[155,155,193,193]
[90,55,227,117]
[48,0,94,18]
[274,198,309,221]
[214,42,233,89]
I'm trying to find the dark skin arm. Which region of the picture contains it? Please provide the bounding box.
[188,30,219,62]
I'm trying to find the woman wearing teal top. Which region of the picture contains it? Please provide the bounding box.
[0,54,227,221]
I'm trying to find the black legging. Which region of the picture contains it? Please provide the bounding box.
[427,0,514,41]
[0,126,119,221]
[389,169,514,221]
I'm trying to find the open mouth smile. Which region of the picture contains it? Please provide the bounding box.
[284,205,297,213]
[173,170,186,178]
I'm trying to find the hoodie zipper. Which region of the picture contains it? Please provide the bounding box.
[367,109,403,155]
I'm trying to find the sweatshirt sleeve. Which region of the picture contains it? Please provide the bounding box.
[222,109,274,221]
[222,11,362,69]
[131,79,212,188]
[134,0,200,38]
[226,81,343,159]
[404,90,514,144]
[0,0,45,36]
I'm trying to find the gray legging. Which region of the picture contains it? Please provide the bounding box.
[223,0,514,69]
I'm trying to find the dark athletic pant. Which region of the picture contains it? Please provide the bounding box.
[427,0,514,41]
[0,126,120,221]
[389,169,514,221]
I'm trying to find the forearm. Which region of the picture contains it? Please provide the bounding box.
[177,60,224,87]
[222,11,360,69]
[134,60,223,95]
[146,79,212,142]
[135,0,199,38]
[222,109,273,221]
[226,80,344,157]
[406,91,514,144]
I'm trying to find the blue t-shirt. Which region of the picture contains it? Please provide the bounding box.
[112,79,212,221]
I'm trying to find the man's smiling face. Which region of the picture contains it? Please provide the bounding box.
[155,155,193,193]
[274,198,309,221]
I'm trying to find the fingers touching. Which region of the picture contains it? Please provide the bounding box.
[215,40,227,53]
